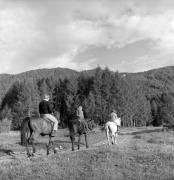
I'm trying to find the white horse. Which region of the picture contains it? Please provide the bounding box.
[105,118,121,145]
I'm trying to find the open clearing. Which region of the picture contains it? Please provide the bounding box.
[0,126,174,180]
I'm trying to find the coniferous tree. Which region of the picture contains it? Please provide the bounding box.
[91,67,103,124]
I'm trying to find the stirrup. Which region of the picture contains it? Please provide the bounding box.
[51,131,56,137]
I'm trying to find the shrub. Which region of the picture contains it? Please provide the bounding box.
[0,118,11,133]
[86,119,97,130]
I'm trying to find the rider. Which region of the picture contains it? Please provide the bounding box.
[110,109,120,131]
[39,94,58,137]
[76,106,84,122]
[76,105,88,132]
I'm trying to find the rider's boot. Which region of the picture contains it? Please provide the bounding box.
[51,130,57,137]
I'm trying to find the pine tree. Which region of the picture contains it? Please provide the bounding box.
[91,67,103,124]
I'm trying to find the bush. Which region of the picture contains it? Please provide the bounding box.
[0,118,11,133]
[86,119,97,130]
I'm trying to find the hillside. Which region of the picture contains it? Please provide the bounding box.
[0,67,78,105]
[1,65,174,129]
[1,65,174,102]
[128,66,174,98]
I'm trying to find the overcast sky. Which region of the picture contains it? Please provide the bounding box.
[0,0,174,74]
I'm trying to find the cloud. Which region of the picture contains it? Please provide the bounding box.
[0,0,174,74]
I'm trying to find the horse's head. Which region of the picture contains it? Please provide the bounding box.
[115,117,121,126]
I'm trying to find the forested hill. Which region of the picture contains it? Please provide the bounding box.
[128,66,174,97]
[0,68,78,105]
[1,65,174,131]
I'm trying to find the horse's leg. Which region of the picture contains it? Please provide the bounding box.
[70,135,75,151]
[106,126,110,146]
[78,134,81,150]
[47,135,54,155]
[25,132,32,157]
[114,131,117,144]
[26,131,34,157]
[26,139,31,157]
[84,133,89,149]
[113,134,116,144]
[31,136,35,156]
[111,134,114,145]
[31,132,39,156]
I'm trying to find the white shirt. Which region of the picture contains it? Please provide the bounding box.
[110,112,118,122]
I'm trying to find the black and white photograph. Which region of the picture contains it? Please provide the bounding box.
[0,0,174,179]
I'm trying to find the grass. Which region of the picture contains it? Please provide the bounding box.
[0,127,174,179]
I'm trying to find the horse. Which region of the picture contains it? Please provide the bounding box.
[20,111,60,157]
[67,116,89,151]
[105,117,121,145]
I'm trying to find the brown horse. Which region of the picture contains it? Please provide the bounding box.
[20,112,60,157]
[67,117,89,151]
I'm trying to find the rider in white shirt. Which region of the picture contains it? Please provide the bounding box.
[76,106,84,122]
[110,109,118,122]
[110,109,120,132]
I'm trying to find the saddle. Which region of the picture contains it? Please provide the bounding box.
[78,120,88,134]
[40,117,54,129]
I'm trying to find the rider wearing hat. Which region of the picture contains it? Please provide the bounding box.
[110,109,120,132]
[39,94,58,137]
[76,105,88,132]
[76,106,84,122]
[110,109,118,122]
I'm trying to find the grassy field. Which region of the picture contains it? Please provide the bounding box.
[0,127,174,180]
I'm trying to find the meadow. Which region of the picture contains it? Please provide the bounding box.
[0,126,174,180]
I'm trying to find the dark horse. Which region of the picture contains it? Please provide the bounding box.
[20,112,60,157]
[67,116,89,151]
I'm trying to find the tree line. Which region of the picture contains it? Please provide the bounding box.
[0,67,174,130]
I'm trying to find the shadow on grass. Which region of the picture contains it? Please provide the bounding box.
[54,139,85,146]
[147,138,174,145]
[120,128,164,136]
[18,139,85,150]
[0,148,14,156]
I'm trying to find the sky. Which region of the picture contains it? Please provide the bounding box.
[0,0,174,74]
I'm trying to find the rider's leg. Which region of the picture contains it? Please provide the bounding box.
[44,114,58,131]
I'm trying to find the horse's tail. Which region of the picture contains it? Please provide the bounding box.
[20,117,31,146]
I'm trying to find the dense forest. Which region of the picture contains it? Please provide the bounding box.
[0,66,174,131]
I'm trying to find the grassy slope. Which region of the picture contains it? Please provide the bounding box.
[0,127,174,180]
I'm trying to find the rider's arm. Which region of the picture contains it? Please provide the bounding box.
[47,102,53,114]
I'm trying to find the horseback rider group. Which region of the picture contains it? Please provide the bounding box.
[21,93,121,155]
[38,93,120,137]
